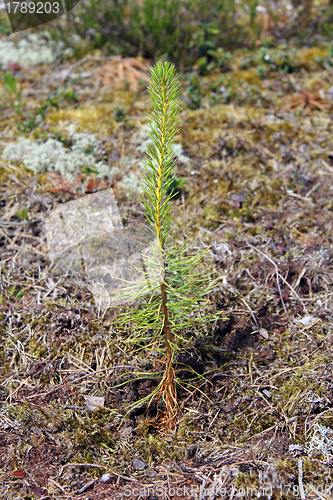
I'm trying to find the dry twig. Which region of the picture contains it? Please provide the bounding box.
[97,57,151,92]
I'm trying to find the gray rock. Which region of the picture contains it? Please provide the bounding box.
[100,473,113,483]
[132,458,148,471]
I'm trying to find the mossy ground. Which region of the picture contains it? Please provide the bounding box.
[1,45,333,499]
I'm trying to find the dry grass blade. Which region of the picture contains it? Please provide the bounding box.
[246,242,309,315]
[308,485,333,500]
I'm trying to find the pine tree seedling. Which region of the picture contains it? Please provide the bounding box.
[114,61,221,431]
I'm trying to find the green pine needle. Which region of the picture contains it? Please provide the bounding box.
[113,61,222,429]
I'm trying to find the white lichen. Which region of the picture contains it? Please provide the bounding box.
[0,32,78,69]
[306,423,333,458]
[117,172,142,194]
[1,133,118,183]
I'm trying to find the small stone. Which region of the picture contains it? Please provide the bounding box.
[259,328,269,339]
[100,473,113,483]
[132,458,148,471]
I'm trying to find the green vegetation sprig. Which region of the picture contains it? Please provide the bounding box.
[2,71,24,116]
[115,61,220,430]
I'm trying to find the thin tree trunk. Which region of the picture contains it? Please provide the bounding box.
[161,279,177,424]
